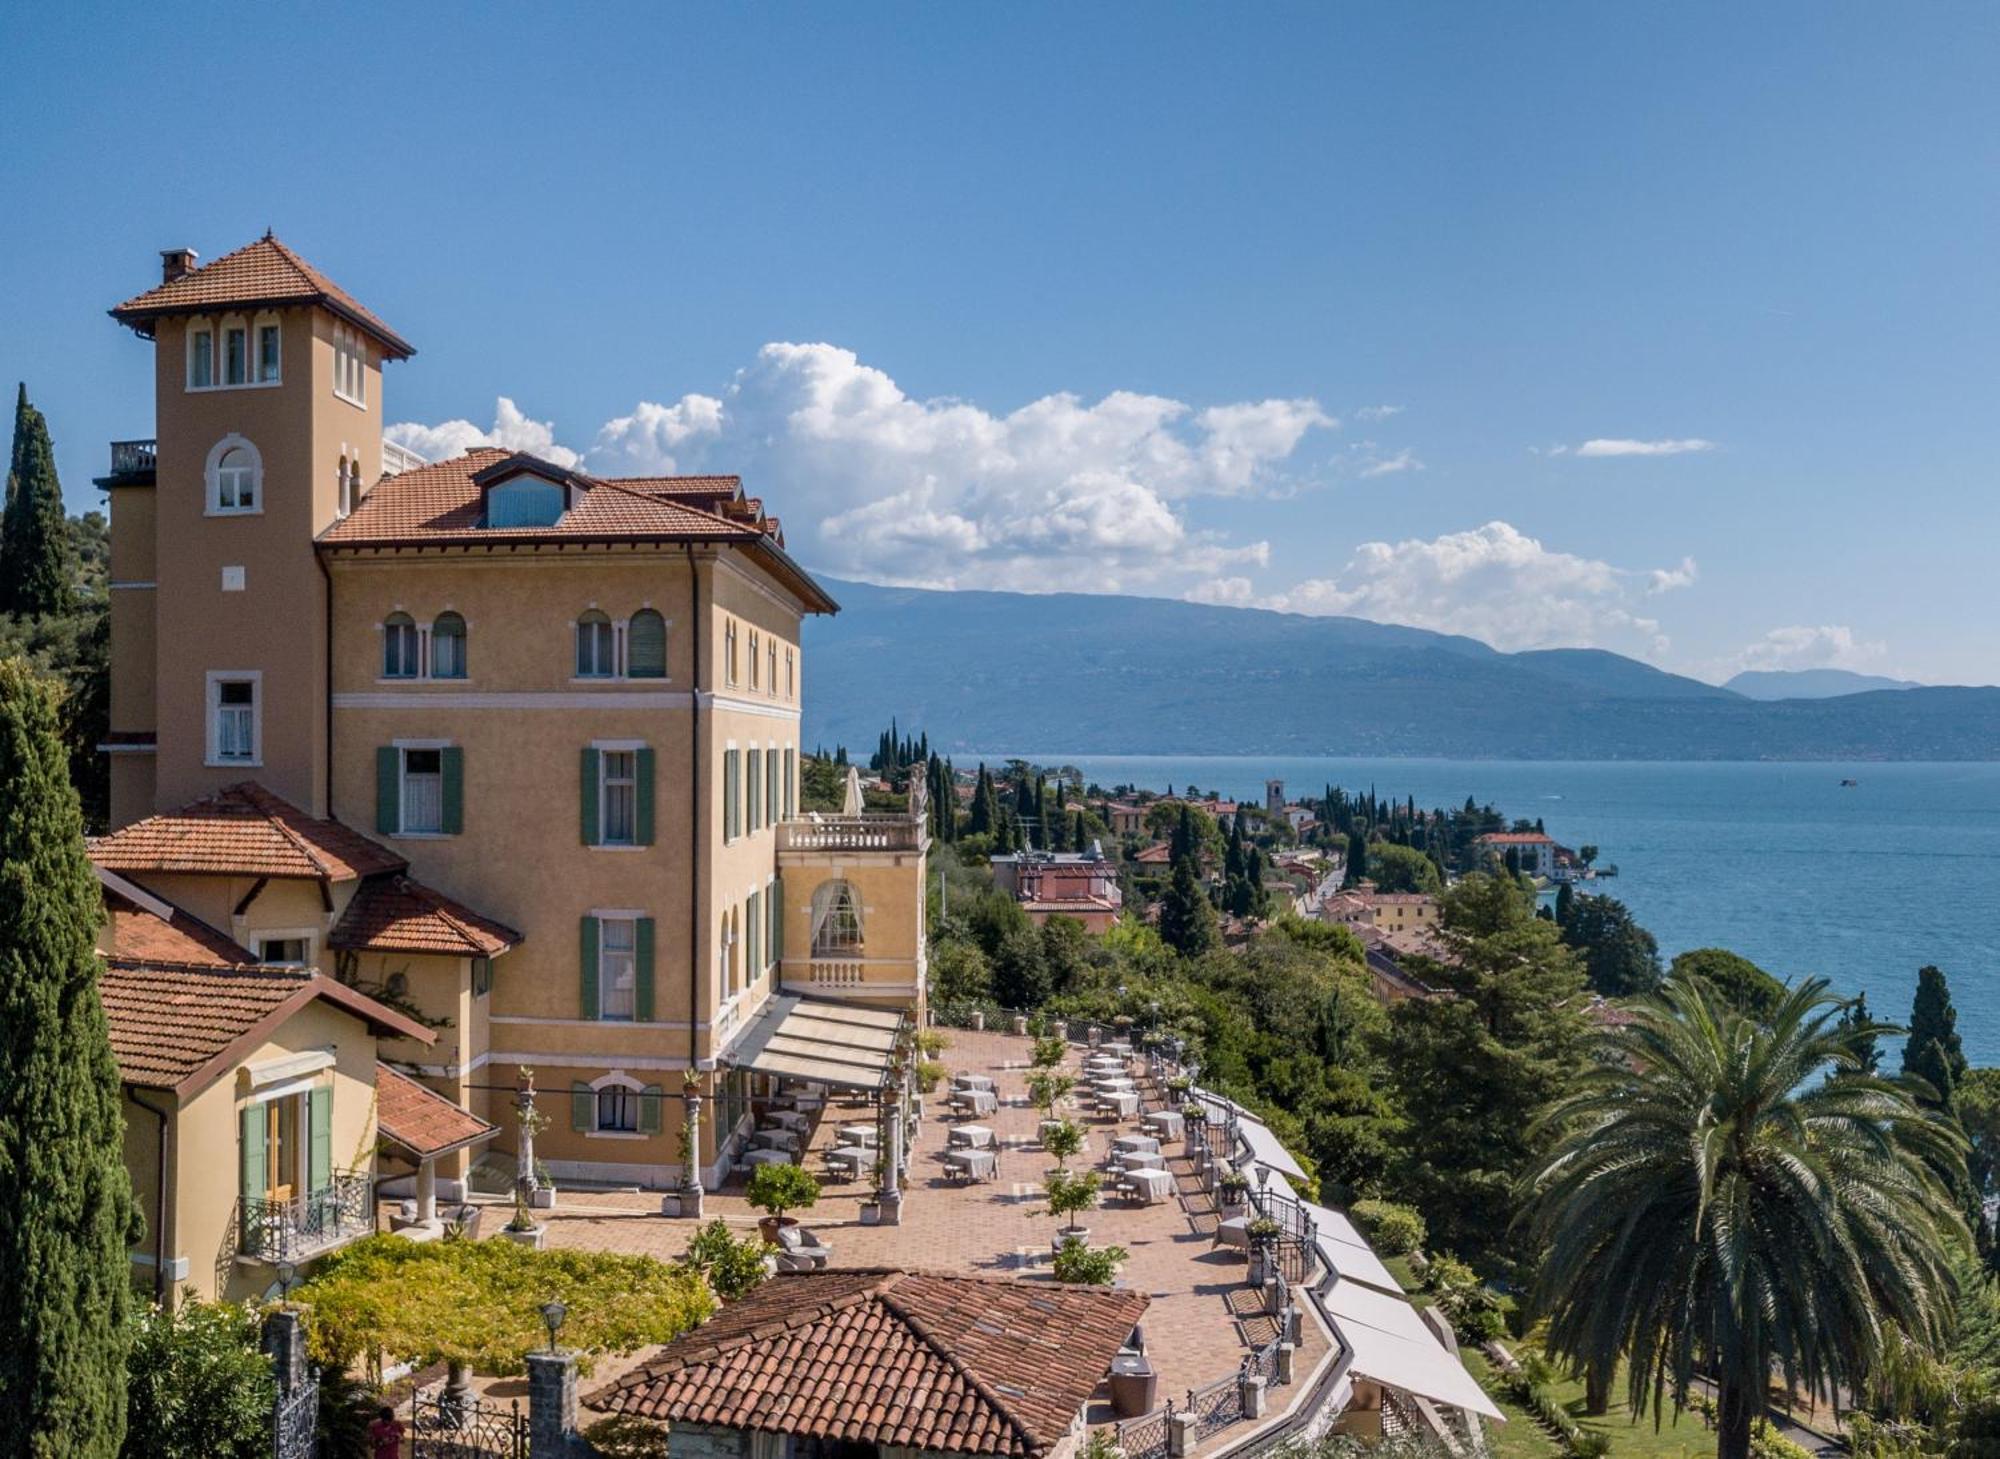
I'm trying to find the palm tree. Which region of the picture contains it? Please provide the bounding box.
[1520,977,1965,1459]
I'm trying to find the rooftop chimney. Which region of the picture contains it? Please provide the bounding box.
[159,248,198,284]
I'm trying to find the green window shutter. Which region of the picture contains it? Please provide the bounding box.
[239,1104,266,1207]
[766,881,778,966]
[571,1082,593,1132]
[772,881,784,966]
[768,753,780,825]
[635,917,656,1022]
[748,892,762,977]
[579,916,600,1020]
[636,748,656,846]
[725,752,739,840]
[749,750,762,831]
[784,750,796,818]
[441,747,464,835]
[375,747,399,834]
[308,1086,333,1194]
[580,747,601,845]
[639,1084,664,1135]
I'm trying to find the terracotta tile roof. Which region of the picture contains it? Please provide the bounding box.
[585,1270,1147,1457]
[1476,832,1554,845]
[331,875,521,957]
[101,961,434,1095]
[319,449,762,547]
[104,895,254,966]
[90,783,405,882]
[110,234,414,357]
[376,1064,496,1158]
[603,475,743,499]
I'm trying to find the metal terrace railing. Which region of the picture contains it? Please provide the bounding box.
[236,1172,372,1263]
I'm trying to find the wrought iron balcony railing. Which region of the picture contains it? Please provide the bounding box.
[236,1172,373,1263]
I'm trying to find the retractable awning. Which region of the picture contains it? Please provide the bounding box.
[1319,1275,1505,1421]
[722,995,907,1092]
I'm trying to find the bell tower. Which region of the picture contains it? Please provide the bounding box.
[103,236,414,823]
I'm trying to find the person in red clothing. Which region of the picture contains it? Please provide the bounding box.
[367,1406,406,1459]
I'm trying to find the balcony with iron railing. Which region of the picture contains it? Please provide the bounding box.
[95,439,157,487]
[235,1172,373,1264]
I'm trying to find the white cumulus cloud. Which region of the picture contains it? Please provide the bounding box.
[1358,448,1423,479]
[395,343,1327,592]
[1728,624,1886,673]
[1572,437,1716,458]
[1185,577,1256,607]
[1264,521,1686,656]
[385,397,581,469]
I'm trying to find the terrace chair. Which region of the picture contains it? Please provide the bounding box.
[773,1225,832,1272]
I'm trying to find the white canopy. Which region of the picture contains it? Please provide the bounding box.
[1303,1202,1404,1296]
[1319,1276,1504,1421]
[725,996,906,1092]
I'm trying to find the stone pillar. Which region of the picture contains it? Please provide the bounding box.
[879,1105,905,1226]
[971,1010,985,1031]
[260,1309,308,1396]
[1013,1014,1029,1036]
[416,1159,438,1225]
[1168,1410,1195,1457]
[680,1093,705,1220]
[1276,1342,1296,1385]
[526,1349,578,1459]
[1264,1276,1285,1316]
[1240,1373,1268,1419]
[516,1079,540,1197]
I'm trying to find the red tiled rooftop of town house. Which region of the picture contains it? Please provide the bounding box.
[101,961,433,1095]
[1475,831,1554,844]
[110,234,414,357]
[88,782,405,882]
[104,893,254,966]
[330,875,521,958]
[375,1064,497,1159]
[319,449,762,547]
[584,1269,1148,1457]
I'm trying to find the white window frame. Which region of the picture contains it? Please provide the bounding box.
[205,670,262,767]
[767,638,778,697]
[252,929,318,968]
[337,454,355,518]
[593,912,642,1023]
[333,326,367,408]
[725,619,739,686]
[597,742,642,848]
[627,607,669,681]
[574,611,617,681]
[390,739,453,838]
[186,320,216,390]
[221,315,250,387]
[255,314,283,385]
[587,1071,648,1139]
[381,613,421,680]
[204,434,264,517]
[430,612,468,681]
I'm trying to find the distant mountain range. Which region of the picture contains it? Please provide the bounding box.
[1723,668,1924,700]
[800,578,2000,761]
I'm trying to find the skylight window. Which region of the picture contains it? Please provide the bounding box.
[485,473,566,528]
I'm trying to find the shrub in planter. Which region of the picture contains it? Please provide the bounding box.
[1217,1171,1251,1205]
[1043,1118,1086,1170]
[915,1060,946,1095]
[746,1162,820,1241]
[584,1414,672,1459]
[1043,1168,1103,1239]
[1166,1075,1193,1097]
[679,1219,774,1301]
[1031,1034,1069,1069]
[1052,1241,1130,1286]
[1350,1199,1425,1257]
[1181,1101,1207,1123]
[1245,1216,1282,1243]
[917,1029,951,1059]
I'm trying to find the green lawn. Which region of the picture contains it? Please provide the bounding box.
[1463,1348,1718,1459]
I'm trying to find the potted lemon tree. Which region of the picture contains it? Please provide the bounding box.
[747,1162,820,1245]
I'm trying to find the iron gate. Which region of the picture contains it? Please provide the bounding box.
[411,1391,529,1459]
[272,1368,317,1459]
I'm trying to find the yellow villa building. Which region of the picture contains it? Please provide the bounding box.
[91,236,930,1292]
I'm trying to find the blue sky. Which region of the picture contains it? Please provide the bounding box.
[4,2,1996,683]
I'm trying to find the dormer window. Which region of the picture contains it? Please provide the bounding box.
[485,474,566,528]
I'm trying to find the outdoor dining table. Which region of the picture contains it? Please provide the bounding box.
[942,1148,998,1182]
[949,1124,995,1150]
[1100,1091,1140,1119]
[764,1110,810,1136]
[753,1128,802,1154]
[826,1145,870,1180]
[834,1123,878,1148]
[1092,1077,1137,1093]
[1141,1110,1185,1141]
[1127,1167,1174,1205]
[952,1089,998,1117]
[745,1148,793,1168]
[1213,1214,1251,1252]
[952,1073,996,1092]
[1116,1150,1165,1172]
[1113,1134,1160,1155]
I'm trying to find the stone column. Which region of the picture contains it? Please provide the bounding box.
[1167,1410,1194,1457]
[879,1105,905,1226]
[259,1309,308,1396]
[416,1159,437,1225]
[1240,1373,1268,1419]
[526,1349,578,1459]
[680,1093,705,1220]
[1277,1342,1297,1385]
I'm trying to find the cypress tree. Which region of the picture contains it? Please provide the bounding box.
[1838,991,1882,1075]
[1159,852,1218,957]
[969,765,996,837]
[1904,964,1968,1108]
[1553,881,1575,927]
[0,386,76,617]
[0,658,137,1454]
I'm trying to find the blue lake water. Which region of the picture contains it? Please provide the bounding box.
[996,755,2000,1066]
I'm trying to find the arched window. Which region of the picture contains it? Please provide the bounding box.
[432,612,467,679]
[810,880,864,957]
[205,434,262,514]
[628,609,666,679]
[576,610,614,678]
[382,613,419,679]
